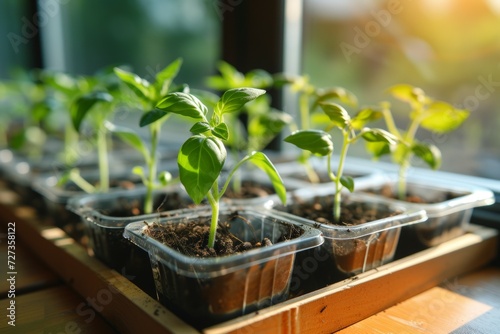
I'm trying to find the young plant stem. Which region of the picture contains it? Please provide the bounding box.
[69,169,96,194]
[63,123,78,165]
[144,121,160,214]
[332,130,351,222]
[397,109,424,200]
[298,92,320,183]
[206,187,220,249]
[96,125,109,192]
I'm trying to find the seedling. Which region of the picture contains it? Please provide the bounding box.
[285,102,396,222]
[366,84,469,200]
[42,71,98,166]
[149,87,287,249]
[205,61,291,154]
[275,74,358,183]
[108,58,183,214]
[205,61,292,193]
[64,71,118,193]
[1,69,53,159]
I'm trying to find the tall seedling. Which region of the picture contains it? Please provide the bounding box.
[149,87,287,249]
[276,74,358,183]
[366,84,469,200]
[285,102,396,222]
[109,59,183,214]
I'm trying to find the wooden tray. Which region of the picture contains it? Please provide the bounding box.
[1,186,497,333]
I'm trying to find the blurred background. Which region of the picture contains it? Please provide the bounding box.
[1,0,499,179]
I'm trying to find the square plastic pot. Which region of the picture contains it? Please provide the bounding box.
[123,207,324,328]
[267,187,427,276]
[32,170,144,242]
[274,156,384,191]
[359,174,495,247]
[67,185,194,296]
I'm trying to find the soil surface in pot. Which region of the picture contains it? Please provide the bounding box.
[286,194,401,226]
[143,212,303,257]
[370,184,460,204]
[282,195,402,274]
[97,192,196,217]
[222,180,275,199]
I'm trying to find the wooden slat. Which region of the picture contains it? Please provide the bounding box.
[0,183,497,334]
[337,286,492,333]
[204,225,497,334]
[0,187,200,334]
[0,285,117,333]
[0,239,60,297]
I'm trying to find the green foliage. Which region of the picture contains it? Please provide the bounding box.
[285,101,396,222]
[205,61,292,154]
[367,84,470,199]
[156,87,286,248]
[109,58,184,213]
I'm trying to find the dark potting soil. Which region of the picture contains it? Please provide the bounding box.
[222,180,275,199]
[143,212,304,258]
[373,184,459,204]
[285,194,401,226]
[96,191,196,217]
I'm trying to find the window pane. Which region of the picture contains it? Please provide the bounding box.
[302,0,500,179]
[42,0,221,89]
[0,0,33,79]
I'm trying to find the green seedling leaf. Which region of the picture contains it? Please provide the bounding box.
[154,58,183,96]
[132,166,147,185]
[387,84,427,107]
[213,122,229,140]
[412,142,442,169]
[366,141,392,159]
[360,128,397,144]
[72,91,113,131]
[114,67,152,102]
[139,109,169,127]
[420,102,469,133]
[246,69,273,88]
[190,122,211,135]
[158,171,173,186]
[191,89,220,109]
[155,92,208,121]
[313,87,358,110]
[249,110,293,137]
[178,135,226,203]
[246,151,287,204]
[340,175,355,192]
[215,88,266,115]
[319,102,351,129]
[351,108,383,130]
[105,121,149,161]
[284,130,333,156]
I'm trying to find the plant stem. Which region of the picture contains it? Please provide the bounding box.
[69,169,96,193]
[97,124,109,192]
[397,109,424,200]
[64,123,79,166]
[206,189,219,249]
[144,121,159,214]
[333,131,350,222]
[299,93,310,130]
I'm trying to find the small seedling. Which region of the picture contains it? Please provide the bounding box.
[275,74,358,183]
[149,87,287,249]
[109,58,183,214]
[366,84,469,200]
[285,102,396,222]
